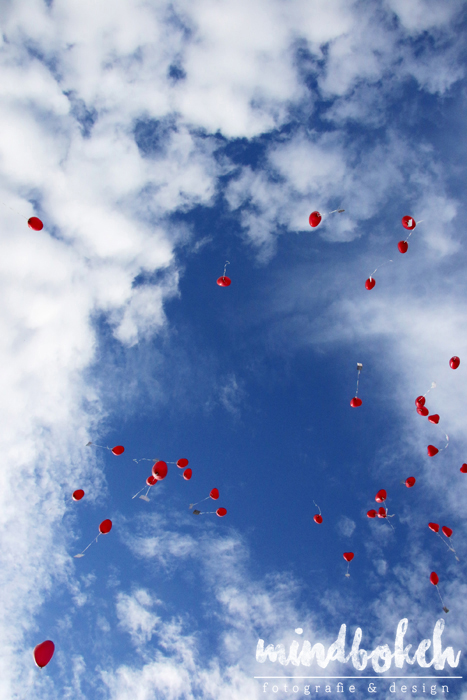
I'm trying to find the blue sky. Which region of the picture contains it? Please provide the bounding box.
[1,1,467,698]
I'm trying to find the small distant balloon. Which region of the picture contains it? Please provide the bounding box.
[375,489,387,503]
[309,211,322,228]
[402,216,416,230]
[33,640,55,668]
[398,241,408,254]
[460,464,467,474]
[442,526,453,538]
[430,571,439,586]
[350,397,362,408]
[428,414,439,424]
[152,460,168,480]
[427,445,439,457]
[377,507,387,518]
[417,406,429,416]
[365,277,376,290]
[343,552,354,562]
[450,356,460,370]
[210,488,219,499]
[217,260,231,286]
[405,477,416,488]
[28,216,44,231]
[183,468,192,480]
[177,458,189,468]
[367,509,377,518]
[313,514,323,524]
[112,446,125,455]
[99,519,112,534]
[72,489,85,501]
[429,523,439,533]
[415,396,426,407]
[216,507,227,517]
[146,475,157,486]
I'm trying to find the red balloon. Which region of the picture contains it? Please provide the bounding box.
[72,489,85,501]
[365,277,375,290]
[28,216,44,231]
[430,571,439,586]
[405,477,416,488]
[398,241,408,254]
[210,488,219,499]
[177,458,189,468]
[402,215,416,230]
[428,523,439,533]
[309,211,322,227]
[367,509,377,518]
[99,519,112,534]
[313,514,323,524]
[375,489,387,503]
[427,445,439,457]
[460,464,467,474]
[183,468,192,480]
[112,445,125,456]
[450,356,460,369]
[442,526,453,538]
[152,460,168,480]
[33,640,55,668]
[350,397,362,407]
[217,276,231,287]
[377,507,387,518]
[343,552,354,562]
[216,507,227,517]
[417,406,429,416]
[146,475,157,486]
[415,396,426,407]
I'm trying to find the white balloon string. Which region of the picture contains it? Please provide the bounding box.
[0,200,28,220]
[369,260,393,278]
[223,260,230,277]
[132,486,146,499]
[312,500,321,516]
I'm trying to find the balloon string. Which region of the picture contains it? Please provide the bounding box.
[0,200,28,220]
[75,532,101,557]
[313,500,321,516]
[435,585,448,613]
[423,382,436,398]
[132,486,146,499]
[355,370,361,397]
[436,532,460,560]
[345,562,350,578]
[189,495,210,509]
[327,208,345,215]
[369,260,393,278]
[133,457,158,464]
[87,442,111,451]
[223,260,230,277]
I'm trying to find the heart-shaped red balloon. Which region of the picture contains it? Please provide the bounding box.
[177,458,189,468]
[450,356,460,369]
[415,395,425,407]
[377,507,387,518]
[33,640,55,668]
[210,488,219,499]
[112,445,125,456]
[460,464,467,474]
[72,489,85,501]
[405,477,416,488]
[417,406,429,416]
[99,519,112,534]
[402,215,416,230]
[375,489,387,503]
[183,468,192,480]
[216,507,227,517]
[428,414,439,424]
[343,552,354,562]
[28,216,44,231]
[309,211,322,227]
[428,522,439,533]
[442,526,453,538]
[398,241,408,254]
[217,276,231,287]
[430,571,439,586]
[365,277,376,290]
[427,445,439,457]
[350,397,362,407]
[152,460,168,480]
[367,509,377,518]
[313,514,323,524]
